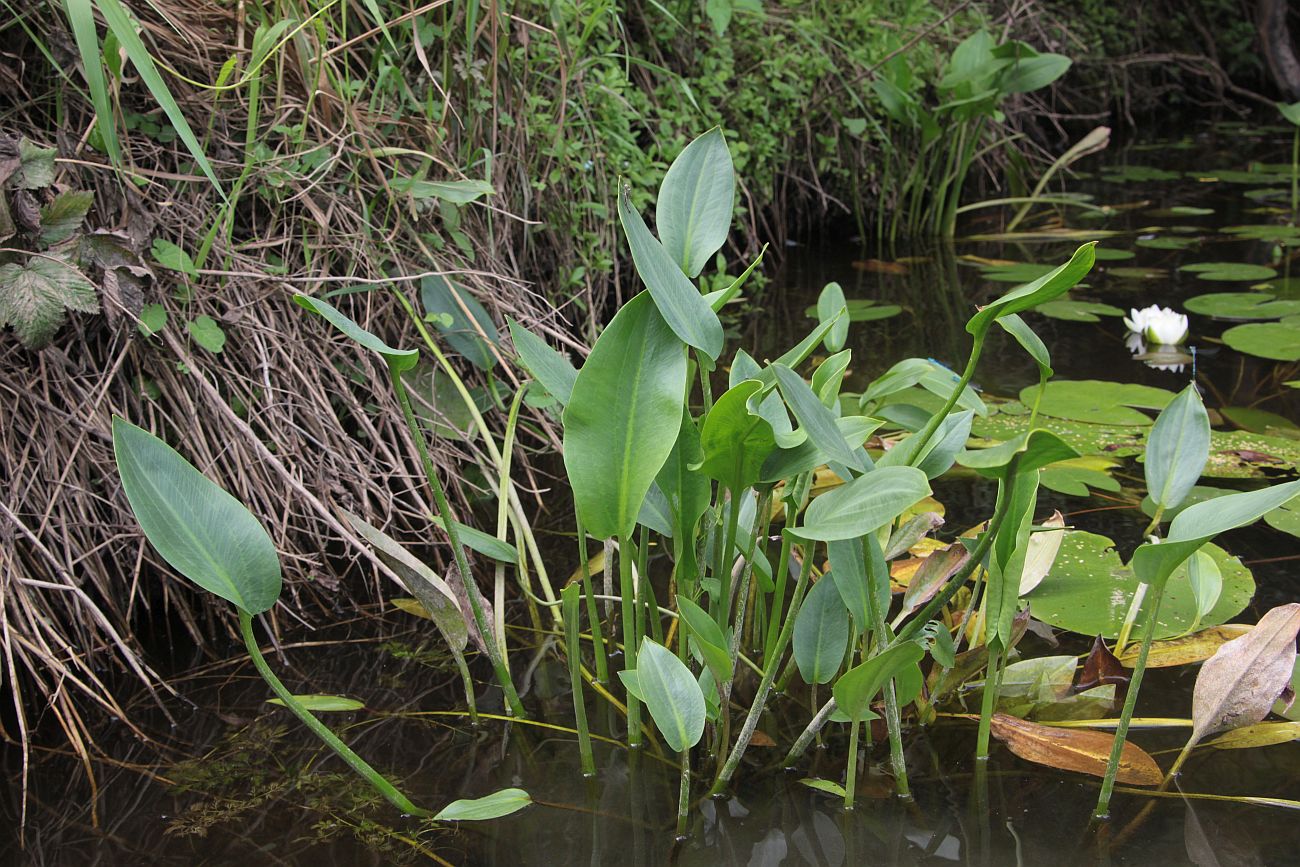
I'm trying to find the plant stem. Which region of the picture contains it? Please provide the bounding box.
[865,535,910,796]
[677,750,691,838]
[238,609,431,817]
[844,719,860,810]
[389,366,525,718]
[618,533,642,749]
[562,587,596,777]
[975,645,1004,760]
[1095,588,1165,818]
[576,518,609,684]
[710,540,814,795]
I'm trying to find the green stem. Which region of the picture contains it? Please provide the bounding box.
[618,534,642,749]
[710,540,814,795]
[907,333,985,470]
[1095,587,1165,819]
[865,536,910,796]
[390,366,525,718]
[576,518,609,684]
[676,750,691,838]
[975,645,1004,760]
[239,609,430,817]
[844,719,860,810]
[562,588,596,777]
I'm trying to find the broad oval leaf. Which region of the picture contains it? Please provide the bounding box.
[816,282,849,353]
[113,417,282,615]
[657,127,735,279]
[697,380,777,491]
[794,576,851,685]
[796,466,931,541]
[618,185,723,359]
[1145,384,1210,512]
[1191,603,1300,744]
[421,276,499,370]
[833,641,925,722]
[676,595,733,683]
[636,639,706,752]
[966,243,1096,338]
[294,294,419,373]
[563,292,688,539]
[432,788,532,821]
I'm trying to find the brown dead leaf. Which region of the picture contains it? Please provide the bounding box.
[851,258,909,275]
[1221,449,1284,464]
[1118,624,1253,669]
[749,730,776,748]
[1191,603,1300,744]
[897,545,970,622]
[989,713,1162,785]
[1073,636,1129,696]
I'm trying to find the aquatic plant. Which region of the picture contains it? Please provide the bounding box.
[1124,305,1189,346]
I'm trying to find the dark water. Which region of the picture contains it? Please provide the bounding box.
[6,123,1300,865]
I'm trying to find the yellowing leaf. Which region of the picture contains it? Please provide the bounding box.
[1205,721,1300,750]
[1117,625,1252,669]
[1191,603,1300,743]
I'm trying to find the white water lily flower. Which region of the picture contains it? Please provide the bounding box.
[1124,305,1187,346]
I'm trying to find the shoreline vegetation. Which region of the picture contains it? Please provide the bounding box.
[1,0,1297,840]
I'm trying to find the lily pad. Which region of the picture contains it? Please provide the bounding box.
[1136,236,1197,251]
[1179,262,1279,282]
[1222,224,1300,242]
[1026,532,1254,640]
[1106,266,1168,280]
[1020,380,1175,426]
[1188,169,1290,185]
[1184,292,1300,320]
[1264,496,1300,538]
[1093,248,1136,261]
[1034,299,1125,322]
[1221,322,1300,361]
[1203,429,1300,478]
[1220,406,1298,434]
[1101,165,1182,182]
[970,410,1145,458]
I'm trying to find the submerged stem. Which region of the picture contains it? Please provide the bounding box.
[239,609,431,817]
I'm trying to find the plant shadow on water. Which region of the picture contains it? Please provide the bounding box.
[7,122,1300,866]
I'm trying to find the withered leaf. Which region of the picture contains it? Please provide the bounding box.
[989,713,1162,786]
[1204,720,1300,751]
[1118,624,1252,669]
[1073,635,1129,696]
[896,544,969,621]
[1191,603,1300,744]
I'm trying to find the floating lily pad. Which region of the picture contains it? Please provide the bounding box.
[1184,292,1300,320]
[1265,497,1300,538]
[1179,262,1279,282]
[1034,299,1126,322]
[1039,457,1122,496]
[1136,236,1197,251]
[1202,429,1300,478]
[970,410,1145,458]
[979,262,1058,283]
[1223,224,1300,242]
[1221,406,1298,433]
[804,299,903,322]
[1221,322,1300,361]
[1093,248,1136,261]
[1106,266,1168,280]
[1148,206,1215,217]
[1188,169,1290,184]
[1102,165,1182,182]
[1020,380,1175,426]
[1027,532,1254,640]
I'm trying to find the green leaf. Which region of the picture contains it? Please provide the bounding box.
[657,128,735,279]
[958,429,1078,475]
[1027,531,1253,639]
[799,778,847,798]
[293,294,419,373]
[827,536,880,628]
[697,380,777,491]
[1034,299,1125,322]
[986,469,1039,651]
[1184,292,1300,320]
[507,319,576,405]
[676,595,732,683]
[772,363,864,473]
[999,314,1052,379]
[95,0,224,195]
[1019,380,1175,426]
[989,656,1114,721]
[759,416,881,483]
[833,641,925,722]
[1145,384,1210,512]
[267,695,364,712]
[421,276,499,370]
[187,315,226,354]
[1187,550,1222,622]
[794,575,852,685]
[635,639,706,752]
[428,516,517,563]
[138,303,167,337]
[1130,479,1300,591]
[112,416,282,614]
[12,138,56,189]
[1279,101,1300,127]
[966,243,1096,337]
[390,177,493,203]
[1178,262,1278,282]
[39,190,94,246]
[432,788,532,821]
[657,411,711,577]
[62,0,122,169]
[1221,322,1300,361]
[815,282,849,352]
[563,292,688,539]
[618,185,723,360]
[796,466,931,542]
[0,257,98,349]
[151,238,197,276]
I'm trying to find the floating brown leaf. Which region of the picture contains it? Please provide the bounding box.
[1073,635,1129,696]
[989,713,1162,786]
[1191,603,1300,744]
[1118,624,1252,669]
